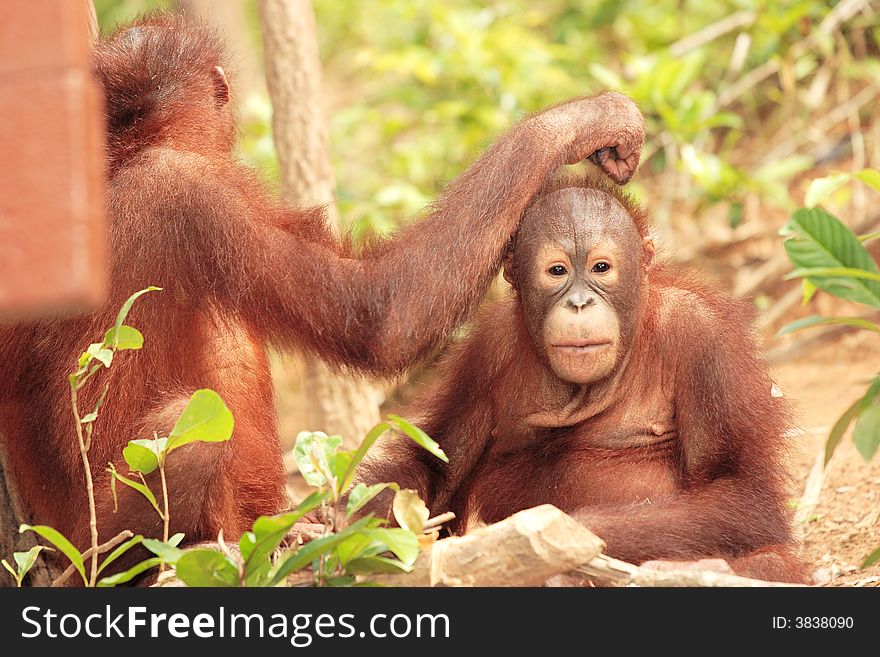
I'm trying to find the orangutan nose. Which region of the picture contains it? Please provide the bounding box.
[566,291,595,311]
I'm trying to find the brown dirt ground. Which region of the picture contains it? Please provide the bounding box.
[773,328,880,587]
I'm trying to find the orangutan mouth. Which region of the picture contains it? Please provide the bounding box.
[551,340,612,353]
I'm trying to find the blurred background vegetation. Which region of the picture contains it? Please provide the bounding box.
[90,0,880,585]
[95,0,879,250]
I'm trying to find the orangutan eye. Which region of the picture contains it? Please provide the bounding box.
[592,261,611,274]
[548,265,568,277]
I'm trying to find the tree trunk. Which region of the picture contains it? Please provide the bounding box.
[257,0,382,456]
[0,445,60,586]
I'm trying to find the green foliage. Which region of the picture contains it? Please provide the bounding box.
[781,207,880,307]
[173,419,443,587]
[780,170,880,567]
[7,287,164,587]
[781,171,880,462]
[93,0,174,33]
[93,2,878,238]
[308,0,874,235]
[167,389,235,451]
[2,282,433,588]
[4,287,231,587]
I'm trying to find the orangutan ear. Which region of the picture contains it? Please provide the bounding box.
[212,66,230,105]
[642,236,655,271]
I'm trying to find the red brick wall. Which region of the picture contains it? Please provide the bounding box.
[0,1,106,320]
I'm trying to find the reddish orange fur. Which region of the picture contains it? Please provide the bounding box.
[0,14,645,576]
[358,181,809,584]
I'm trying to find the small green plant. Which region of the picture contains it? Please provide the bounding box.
[1,546,50,588]
[17,287,162,586]
[779,167,880,568]
[165,416,447,587]
[105,388,234,580]
[3,286,443,587]
[4,287,234,586]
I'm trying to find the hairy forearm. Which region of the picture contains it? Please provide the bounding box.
[175,95,641,374]
[356,122,564,371]
[574,479,792,563]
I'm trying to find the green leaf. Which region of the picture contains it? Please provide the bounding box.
[103,325,144,351]
[346,482,398,519]
[293,431,343,488]
[334,533,377,566]
[175,549,240,587]
[107,462,161,514]
[361,527,420,567]
[855,168,880,192]
[331,451,354,489]
[244,490,328,560]
[97,535,144,576]
[1,559,17,583]
[804,173,850,207]
[9,546,50,585]
[346,555,412,575]
[338,417,446,496]
[392,489,429,534]
[782,207,880,307]
[112,287,161,337]
[166,390,234,453]
[169,533,185,547]
[122,438,166,474]
[80,386,110,425]
[97,558,161,587]
[388,415,448,463]
[142,539,184,564]
[268,516,377,585]
[784,267,880,283]
[339,422,391,493]
[826,399,863,466]
[826,378,880,465]
[854,404,880,461]
[19,525,86,586]
[77,351,91,369]
[777,315,880,337]
[239,491,329,585]
[86,342,113,368]
[862,545,880,569]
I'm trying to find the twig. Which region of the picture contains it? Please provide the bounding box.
[668,11,756,58]
[758,286,804,332]
[714,0,869,111]
[287,522,326,544]
[766,312,880,364]
[760,80,880,164]
[573,553,804,587]
[70,384,100,587]
[795,446,829,530]
[423,511,455,532]
[84,0,99,42]
[52,530,133,587]
[158,457,170,571]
